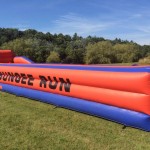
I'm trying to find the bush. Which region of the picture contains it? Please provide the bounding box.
[138,55,150,65]
[46,51,60,63]
[85,41,113,64]
[113,43,140,63]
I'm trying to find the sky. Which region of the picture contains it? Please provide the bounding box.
[0,0,150,45]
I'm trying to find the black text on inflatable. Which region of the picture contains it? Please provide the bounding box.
[0,72,71,92]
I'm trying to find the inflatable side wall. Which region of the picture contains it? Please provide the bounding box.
[0,50,34,64]
[0,50,15,63]
[0,50,150,131]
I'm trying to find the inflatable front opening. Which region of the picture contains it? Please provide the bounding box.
[0,50,150,131]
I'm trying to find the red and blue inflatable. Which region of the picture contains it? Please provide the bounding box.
[0,50,150,131]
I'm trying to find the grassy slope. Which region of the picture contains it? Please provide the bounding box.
[1,92,150,150]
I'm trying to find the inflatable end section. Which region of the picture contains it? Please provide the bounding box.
[0,50,15,63]
[13,56,34,64]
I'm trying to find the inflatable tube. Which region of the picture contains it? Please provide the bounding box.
[0,68,150,114]
[0,66,149,95]
[0,83,150,131]
[0,63,150,72]
[13,56,34,64]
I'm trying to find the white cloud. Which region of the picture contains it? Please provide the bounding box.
[49,13,150,45]
[51,13,115,36]
[136,26,150,34]
[107,32,150,45]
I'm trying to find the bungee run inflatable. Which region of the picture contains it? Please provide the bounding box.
[0,50,150,131]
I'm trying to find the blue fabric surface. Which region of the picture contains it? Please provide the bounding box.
[0,83,150,131]
[0,64,149,72]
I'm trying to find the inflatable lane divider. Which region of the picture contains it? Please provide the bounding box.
[0,62,149,67]
[0,83,150,132]
[0,73,150,115]
[0,67,149,95]
[13,56,34,64]
[3,63,144,67]
[0,64,150,72]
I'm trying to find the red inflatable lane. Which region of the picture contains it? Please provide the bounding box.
[0,66,149,95]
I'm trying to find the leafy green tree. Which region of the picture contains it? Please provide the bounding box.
[45,32,54,42]
[0,28,22,45]
[23,29,38,38]
[46,51,60,63]
[85,36,105,45]
[85,41,113,64]
[139,55,150,64]
[0,27,149,64]
[72,33,82,41]
[113,43,140,63]
[1,38,53,62]
[141,45,150,57]
[65,40,86,64]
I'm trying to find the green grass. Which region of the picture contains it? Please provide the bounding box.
[1,92,150,150]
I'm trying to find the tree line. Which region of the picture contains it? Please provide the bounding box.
[0,28,149,64]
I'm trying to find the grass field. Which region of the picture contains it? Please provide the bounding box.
[1,92,150,150]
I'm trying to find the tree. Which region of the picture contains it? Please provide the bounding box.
[46,51,60,63]
[85,41,113,64]
[141,45,150,57]
[1,38,53,62]
[65,40,86,64]
[23,29,38,38]
[0,28,22,45]
[139,55,150,64]
[72,33,82,41]
[113,43,140,63]
[0,27,147,64]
